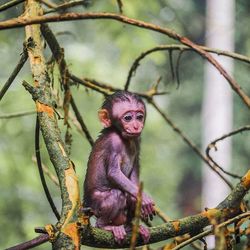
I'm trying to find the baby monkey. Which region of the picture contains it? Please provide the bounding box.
[83,91,155,244]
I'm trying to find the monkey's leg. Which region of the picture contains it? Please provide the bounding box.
[92,189,128,244]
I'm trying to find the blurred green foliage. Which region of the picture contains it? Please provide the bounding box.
[0,0,249,249]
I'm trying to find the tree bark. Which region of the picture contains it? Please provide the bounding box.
[24,0,81,249]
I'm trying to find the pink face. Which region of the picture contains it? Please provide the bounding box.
[112,101,145,137]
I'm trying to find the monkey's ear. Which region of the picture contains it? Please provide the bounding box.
[98,109,111,128]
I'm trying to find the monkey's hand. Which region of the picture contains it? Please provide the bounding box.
[141,193,155,221]
[103,225,126,245]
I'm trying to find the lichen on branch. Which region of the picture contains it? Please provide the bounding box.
[24,0,81,249]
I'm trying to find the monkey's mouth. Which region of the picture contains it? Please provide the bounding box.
[125,131,141,137]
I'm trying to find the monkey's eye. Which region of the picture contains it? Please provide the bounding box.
[136,114,144,121]
[123,115,133,122]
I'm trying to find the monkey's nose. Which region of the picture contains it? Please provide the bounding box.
[133,122,140,131]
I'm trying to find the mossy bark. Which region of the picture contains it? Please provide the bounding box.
[24,1,81,249]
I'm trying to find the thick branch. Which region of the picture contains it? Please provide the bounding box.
[80,170,250,248]
[0,12,249,107]
[24,1,81,249]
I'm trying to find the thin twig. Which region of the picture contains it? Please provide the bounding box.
[40,23,70,121]
[206,125,250,179]
[125,44,250,90]
[175,50,184,88]
[45,0,88,14]
[70,96,94,147]
[155,206,171,222]
[0,48,28,101]
[130,182,143,250]
[6,234,49,250]
[41,24,94,146]
[116,0,123,14]
[0,110,35,119]
[207,125,250,151]
[172,211,250,250]
[149,99,233,189]
[0,0,24,12]
[32,156,60,186]
[39,0,57,8]
[69,73,112,95]
[169,50,175,83]
[70,73,158,100]
[35,116,61,220]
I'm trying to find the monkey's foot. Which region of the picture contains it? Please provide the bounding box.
[103,225,127,245]
[139,225,150,243]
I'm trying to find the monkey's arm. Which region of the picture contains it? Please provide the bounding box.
[107,150,139,197]
[130,158,139,184]
[130,159,155,219]
[108,150,155,219]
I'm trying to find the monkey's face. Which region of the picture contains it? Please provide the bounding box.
[113,101,145,138]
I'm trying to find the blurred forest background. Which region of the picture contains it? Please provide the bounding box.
[0,0,250,249]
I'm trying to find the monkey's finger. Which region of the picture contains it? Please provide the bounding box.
[119,227,126,242]
[148,203,155,217]
[141,207,147,220]
[153,206,156,216]
[143,206,150,221]
[149,214,153,221]
[143,215,149,223]
[145,204,152,217]
[141,207,146,218]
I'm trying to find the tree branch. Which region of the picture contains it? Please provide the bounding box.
[6,234,49,250]
[0,0,24,12]
[116,0,123,14]
[172,212,250,250]
[70,97,94,147]
[40,23,94,146]
[125,44,250,89]
[0,12,249,108]
[24,1,81,249]
[0,110,35,119]
[80,170,250,248]
[0,47,28,101]
[206,125,250,180]
[44,0,88,14]
[32,156,60,186]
